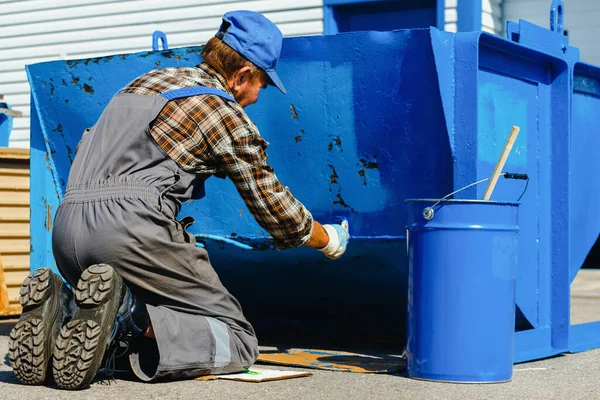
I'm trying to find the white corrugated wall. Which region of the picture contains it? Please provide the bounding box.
[0,0,324,148]
[504,0,600,67]
[482,0,503,34]
[445,0,459,32]
[444,0,503,35]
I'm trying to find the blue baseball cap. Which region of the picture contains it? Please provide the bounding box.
[215,10,287,94]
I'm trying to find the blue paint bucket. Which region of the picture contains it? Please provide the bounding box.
[406,199,519,383]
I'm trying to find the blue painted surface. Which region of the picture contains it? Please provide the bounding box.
[323,6,339,35]
[569,322,600,354]
[325,0,437,34]
[514,328,556,363]
[406,200,519,382]
[0,103,14,146]
[570,63,600,281]
[26,11,599,359]
[152,30,168,52]
[457,0,482,32]
[435,0,445,30]
[550,0,565,35]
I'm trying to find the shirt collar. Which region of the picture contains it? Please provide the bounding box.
[197,63,234,96]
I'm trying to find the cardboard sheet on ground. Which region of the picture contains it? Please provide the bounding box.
[256,348,405,374]
[195,368,312,382]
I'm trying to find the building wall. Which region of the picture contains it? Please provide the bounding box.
[482,0,503,34]
[445,0,503,34]
[504,0,600,66]
[0,0,324,148]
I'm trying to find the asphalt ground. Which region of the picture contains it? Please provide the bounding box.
[0,269,598,400]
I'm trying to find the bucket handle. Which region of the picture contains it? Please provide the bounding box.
[422,172,529,220]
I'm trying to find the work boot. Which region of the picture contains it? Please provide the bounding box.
[8,268,75,385]
[52,263,149,390]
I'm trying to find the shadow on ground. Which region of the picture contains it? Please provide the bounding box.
[0,319,16,336]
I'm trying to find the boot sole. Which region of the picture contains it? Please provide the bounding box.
[52,264,122,390]
[8,268,62,385]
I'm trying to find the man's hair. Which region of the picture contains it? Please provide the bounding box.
[201,37,267,83]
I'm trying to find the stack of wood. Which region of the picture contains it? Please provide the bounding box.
[0,148,30,316]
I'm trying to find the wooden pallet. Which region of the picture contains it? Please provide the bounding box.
[0,148,30,316]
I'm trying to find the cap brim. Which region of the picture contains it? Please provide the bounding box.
[266,69,286,94]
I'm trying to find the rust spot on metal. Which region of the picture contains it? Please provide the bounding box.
[294,129,305,143]
[359,157,378,169]
[358,169,367,185]
[327,135,343,152]
[186,48,203,54]
[71,77,80,85]
[50,84,55,96]
[83,84,94,94]
[65,144,74,163]
[155,61,161,67]
[67,60,82,69]
[53,124,63,133]
[161,51,175,59]
[43,199,52,232]
[333,193,354,211]
[333,136,343,152]
[65,99,69,103]
[44,153,52,173]
[328,164,339,184]
[290,104,299,119]
[230,232,237,238]
[84,59,92,66]
[46,205,52,231]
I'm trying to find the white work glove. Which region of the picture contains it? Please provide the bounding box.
[319,222,350,260]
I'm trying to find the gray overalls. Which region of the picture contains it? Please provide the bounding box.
[51,86,259,381]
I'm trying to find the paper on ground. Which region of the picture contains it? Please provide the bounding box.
[195,368,312,382]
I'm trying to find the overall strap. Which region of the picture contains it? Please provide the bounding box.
[160,86,235,102]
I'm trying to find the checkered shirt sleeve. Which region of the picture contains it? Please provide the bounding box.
[120,65,313,249]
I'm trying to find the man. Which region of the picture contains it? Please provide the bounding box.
[9,10,349,389]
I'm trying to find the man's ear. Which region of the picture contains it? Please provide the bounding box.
[235,66,254,86]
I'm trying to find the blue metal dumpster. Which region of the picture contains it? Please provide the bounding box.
[27,5,599,361]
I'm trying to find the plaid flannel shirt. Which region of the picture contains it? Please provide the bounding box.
[119,63,313,249]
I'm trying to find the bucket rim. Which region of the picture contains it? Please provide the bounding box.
[405,198,520,206]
